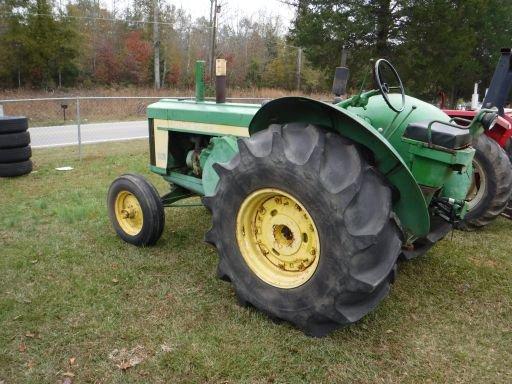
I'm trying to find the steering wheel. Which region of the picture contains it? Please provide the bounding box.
[374,59,406,113]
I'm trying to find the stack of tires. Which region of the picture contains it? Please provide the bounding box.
[0,116,33,178]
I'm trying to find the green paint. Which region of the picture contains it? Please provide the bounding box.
[147,89,482,238]
[347,94,475,204]
[337,89,380,109]
[147,103,169,120]
[147,99,259,128]
[249,96,431,237]
[162,172,204,195]
[195,61,205,102]
[345,94,452,160]
[149,165,168,175]
[403,143,474,205]
[441,161,474,202]
[160,185,196,207]
[200,136,239,196]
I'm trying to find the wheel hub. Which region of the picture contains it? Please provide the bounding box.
[115,191,144,236]
[466,159,487,210]
[236,188,320,288]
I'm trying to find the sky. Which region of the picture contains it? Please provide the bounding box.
[175,0,295,25]
[104,0,296,29]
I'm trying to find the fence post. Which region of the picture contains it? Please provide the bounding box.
[76,96,82,161]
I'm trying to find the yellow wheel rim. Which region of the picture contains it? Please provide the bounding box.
[236,188,320,289]
[114,191,144,236]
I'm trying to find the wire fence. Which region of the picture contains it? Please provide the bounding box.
[0,95,267,162]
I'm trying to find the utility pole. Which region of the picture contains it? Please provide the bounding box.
[208,0,214,77]
[296,47,302,90]
[92,0,97,72]
[209,0,220,82]
[153,0,161,89]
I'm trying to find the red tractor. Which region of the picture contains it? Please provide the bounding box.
[443,48,512,223]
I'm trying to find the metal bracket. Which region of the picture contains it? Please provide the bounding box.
[161,185,196,207]
[431,196,467,224]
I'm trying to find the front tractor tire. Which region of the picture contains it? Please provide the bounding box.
[459,135,512,230]
[203,123,402,337]
[107,174,165,246]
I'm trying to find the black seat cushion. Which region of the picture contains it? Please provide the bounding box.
[403,120,472,149]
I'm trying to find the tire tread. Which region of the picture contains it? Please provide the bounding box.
[206,123,402,336]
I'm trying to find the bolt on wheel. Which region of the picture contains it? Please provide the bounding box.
[459,134,512,229]
[236,188,320,289]
[114,191,144,236]
[107,174,165,246]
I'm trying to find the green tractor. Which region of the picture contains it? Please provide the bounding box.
[108,59,502,336]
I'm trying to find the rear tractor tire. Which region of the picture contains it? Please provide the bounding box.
[203,123,402,337]
[107,174,165,246]
[458,135,512,230]
[502,138,512,220]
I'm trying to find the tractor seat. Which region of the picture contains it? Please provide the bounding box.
[403,120,472,149]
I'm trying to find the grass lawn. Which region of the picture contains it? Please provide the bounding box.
[1,141,511,383]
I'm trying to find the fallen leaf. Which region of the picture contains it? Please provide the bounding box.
[25,331,35,338]
[386,329,393,334]
[109,345,147,371]
[112,278,119,284]
[62,371,75,377]
[18,342,27,352]
[69,357,76,365]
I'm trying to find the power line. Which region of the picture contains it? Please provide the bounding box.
[0,12,215,28]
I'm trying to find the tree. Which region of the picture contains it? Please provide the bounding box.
[262,45,298,90]
[288,0,512,102]
[54,6,80,87]
[0,0,31,87]
[122,30,152,84]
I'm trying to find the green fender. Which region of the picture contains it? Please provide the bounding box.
[249,97,430,238]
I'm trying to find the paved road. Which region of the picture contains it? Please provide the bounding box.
[29,120,148,148]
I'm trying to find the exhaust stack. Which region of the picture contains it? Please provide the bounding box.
[216,59,227,104]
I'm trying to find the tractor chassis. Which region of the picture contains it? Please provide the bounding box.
[160,184,200,208]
